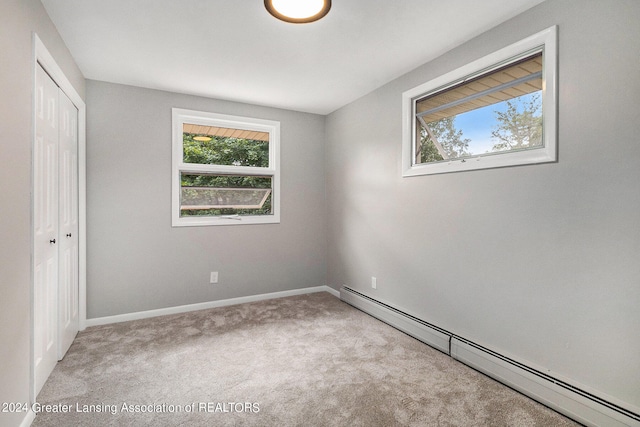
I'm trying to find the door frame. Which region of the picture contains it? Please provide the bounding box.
[31,33,87,403]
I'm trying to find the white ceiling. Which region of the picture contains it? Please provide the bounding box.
[41,0,545,115]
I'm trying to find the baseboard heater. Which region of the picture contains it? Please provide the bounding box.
[340,286,640,427]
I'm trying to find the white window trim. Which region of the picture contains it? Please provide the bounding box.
[402,25,558,176]
[171,108,280,226]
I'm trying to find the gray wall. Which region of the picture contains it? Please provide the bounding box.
[0,0,85,425]
[326,0,640,410]
[86,81,327,318]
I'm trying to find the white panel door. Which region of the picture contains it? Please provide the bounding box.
[58,89,79,359]
[34,64,59,396]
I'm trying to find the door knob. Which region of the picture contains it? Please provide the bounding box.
[49,239,56,244]
[66,233,72,237]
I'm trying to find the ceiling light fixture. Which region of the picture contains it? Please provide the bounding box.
[264,0,331,24]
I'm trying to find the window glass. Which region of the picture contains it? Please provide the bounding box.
[415,54,542,164]
[182,124,270,167]
[180,173,272,217]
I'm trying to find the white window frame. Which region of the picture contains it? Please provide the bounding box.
[172,108,280,226]
[402,25,558,176]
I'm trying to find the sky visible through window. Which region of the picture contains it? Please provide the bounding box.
[450,91,541,156]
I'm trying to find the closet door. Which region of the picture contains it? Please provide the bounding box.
[58,90,79,359]
[33,64,79,396]
[34,64,59,396]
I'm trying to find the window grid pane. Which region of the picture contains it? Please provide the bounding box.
[180,173,273,217]
[182,124,270,168]
[414,52,543,165]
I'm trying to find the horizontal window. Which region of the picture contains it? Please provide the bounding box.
[402,26,557,176]
[180,173,272,216]
[172,109,280,226]
[183,125,270,167]
[416,53,542,162]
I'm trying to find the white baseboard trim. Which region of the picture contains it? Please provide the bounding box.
[340,285,450,353]
[86,285,340,327]
[451,338,639,427]
[19,409,36,427]
[340,286,640,427]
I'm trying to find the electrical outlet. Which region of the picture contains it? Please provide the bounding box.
[371,276,377,289]
[210,271,219,284]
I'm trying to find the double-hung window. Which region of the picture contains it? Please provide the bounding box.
[402,26,557,176]
[172,108,280,226]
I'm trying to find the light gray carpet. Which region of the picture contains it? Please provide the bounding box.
[33,292,579,426]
